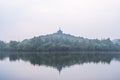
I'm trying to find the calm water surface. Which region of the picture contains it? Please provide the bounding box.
[0,52,120,80]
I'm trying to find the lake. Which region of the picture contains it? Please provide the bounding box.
[0,52,120,80]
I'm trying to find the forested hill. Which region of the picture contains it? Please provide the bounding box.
[0,30,120,51]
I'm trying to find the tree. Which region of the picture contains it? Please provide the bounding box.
[0,41,6,50]
[8,41,19,51]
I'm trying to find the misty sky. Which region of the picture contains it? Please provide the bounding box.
[0,0,120,42]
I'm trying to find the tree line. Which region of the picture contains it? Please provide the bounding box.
[0,33,120,51]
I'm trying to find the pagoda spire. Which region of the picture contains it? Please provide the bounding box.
[59,27,61,30]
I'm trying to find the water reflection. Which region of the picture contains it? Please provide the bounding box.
[0,52,120,72]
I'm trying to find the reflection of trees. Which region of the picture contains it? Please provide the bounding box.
[0,52,120,72]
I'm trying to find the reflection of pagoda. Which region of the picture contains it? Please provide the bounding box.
[57,28,63,34]
[56,65,63,74]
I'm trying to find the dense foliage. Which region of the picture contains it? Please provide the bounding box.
[112,39,120,45]
[0,32,120,51]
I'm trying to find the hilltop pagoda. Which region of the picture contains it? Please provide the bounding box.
[57,28,63,34]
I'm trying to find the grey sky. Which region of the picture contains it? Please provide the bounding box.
[0,0,120,42]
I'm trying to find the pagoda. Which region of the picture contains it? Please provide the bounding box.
[57,28,63,34]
